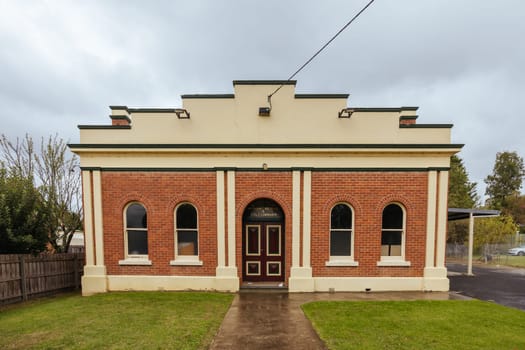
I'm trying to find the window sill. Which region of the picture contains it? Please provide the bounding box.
[119,259,152,266]
[325,260,359,267]
[170,260,203,266]
[377,260,411,267]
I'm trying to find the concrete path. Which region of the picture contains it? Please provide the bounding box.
[209,291,461,350]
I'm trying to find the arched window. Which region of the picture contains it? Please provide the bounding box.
[329,203,354,260]
[173,203,201,265]
[381,203,405,258]
[124,203,148,258]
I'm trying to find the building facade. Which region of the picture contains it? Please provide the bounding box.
[70,80,462,295]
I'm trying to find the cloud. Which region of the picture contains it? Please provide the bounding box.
[1,0,524,199]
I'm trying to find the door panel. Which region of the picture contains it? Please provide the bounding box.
[243,223,284,282]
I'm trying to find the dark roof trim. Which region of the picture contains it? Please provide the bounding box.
[352,107,419,112]
[127,108,180,113]
[181,94,235,99]
[109,105,128,110]
[233,80,297,86]
[69,143,464,150]
[81,166,449,173]
[400,124,453,129]
[110,115,131,123]
[448,208,500,221]
[77,125,131,130]
[295,94,349,99]
[399,115,418,120]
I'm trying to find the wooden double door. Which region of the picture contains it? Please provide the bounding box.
[242,222,285,282]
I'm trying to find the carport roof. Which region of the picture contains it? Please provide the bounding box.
[448,208,500,221]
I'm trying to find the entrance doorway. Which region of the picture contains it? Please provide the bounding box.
[242,199,285,282]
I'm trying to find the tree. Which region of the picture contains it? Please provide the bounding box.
[0,134,82,253]
[0,168,49,254]
[447,155,479,243]
[505,195,525,233]
[485,151,525,210]
[474,215,518,261]
[449,155,479,208]
[36,135,82,253]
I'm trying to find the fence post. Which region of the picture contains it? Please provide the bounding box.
[73,254,79,290]
[19,255,27,301]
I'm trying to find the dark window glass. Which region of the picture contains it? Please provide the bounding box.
[331,204,352,229]
[330,204,352,256]
[381,231,402,245]
[176,203,198,256]
[127,230,148,255]
[382,204,403,229]
[176,204,197,229]
[177,230,198,255]
[330,231,351,256]
[126,203,147,228]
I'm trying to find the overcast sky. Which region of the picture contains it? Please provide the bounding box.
[1,0,524,200]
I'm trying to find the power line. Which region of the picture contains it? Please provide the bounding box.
[268,0,376,101]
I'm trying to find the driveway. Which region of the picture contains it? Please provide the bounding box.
[448,262,525,311]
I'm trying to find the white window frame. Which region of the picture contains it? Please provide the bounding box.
[378,202,411,267]
[171,202,203,266]
[119,202,151,266]
[326,202,358,267]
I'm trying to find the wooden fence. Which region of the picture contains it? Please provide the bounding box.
[0,253,84,305]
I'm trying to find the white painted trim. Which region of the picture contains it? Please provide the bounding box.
[227,170,236,267]
[292,170,301,267]
[106,275,239,292]
[170,259,203,266]
[436,171,449,267]
[245,225,261,256]
[92,170,105,266]
[266,225,281,256]
[245,261,261,276]
[425,171,437,268]
[377,260,411,267]
[82,171,95,266]
[216,171,226,267]
[325,260,359,267]
[118,259,152,266]
[312,276,447,292]
[266,261,281,276]
[75,152,456,169]
[302,170,312,267]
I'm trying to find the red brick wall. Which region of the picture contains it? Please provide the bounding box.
[102,171,217,276]
[100,170,428,280]
[311,172,428,277]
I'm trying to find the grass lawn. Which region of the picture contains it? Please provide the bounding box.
[302,300,525,350]
[0,291,234,350]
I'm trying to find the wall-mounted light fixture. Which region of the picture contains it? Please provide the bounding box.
[262,163,268,170]
[338,108,354,118]
[259,107,271,117]
[175,109,190,119]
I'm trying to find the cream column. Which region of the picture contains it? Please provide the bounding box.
[423,170,449,291]
[291,170,301,268]
[289,170,314,292]
[92,170,105,267]
[435,171,449,268]
[216,171,226,268]
[81,169,107,295]
[82,170,95,266]
[226,170,236,269]
[302,171,312,268]
[425,171,437,269]
[214,170,238,290]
